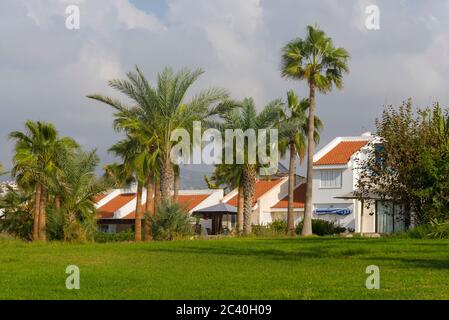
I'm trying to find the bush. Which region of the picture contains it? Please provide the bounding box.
[0,189,33,241]
[296,219,346,236]
[94,230,134,243]
[270,220,288,233]
[252,220,288,236]
[427,219,449,239]
[394,219,449,239]
[150,202,193,240]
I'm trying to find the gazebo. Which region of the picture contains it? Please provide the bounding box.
[193,202,237,235]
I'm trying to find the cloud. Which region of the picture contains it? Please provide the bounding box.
[1,0,449,182]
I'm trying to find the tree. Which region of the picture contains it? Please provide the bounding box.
[56,150,111,241]
[216,98,282,235]
[278,91,322,234]
[281,25,349,235]
[0,187,33,240]
[9,121,78,241]
[108,135,155,241]
[357,100,449,225]
[88,66,228,203]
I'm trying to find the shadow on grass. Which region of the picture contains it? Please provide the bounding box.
[143,244,372,262]
[360,256,449,270]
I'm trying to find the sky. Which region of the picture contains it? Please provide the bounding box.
[1,0,449,185]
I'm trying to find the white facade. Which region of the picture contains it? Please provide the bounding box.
[312,133,375,233]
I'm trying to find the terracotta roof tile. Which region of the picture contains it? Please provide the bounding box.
[314,141,368,165]
[121,194,211,219]
[96,194,135,219]
[227,179,284,207]
[271,184,306,209]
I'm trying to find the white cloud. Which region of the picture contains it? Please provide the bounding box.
[1,0,449,176]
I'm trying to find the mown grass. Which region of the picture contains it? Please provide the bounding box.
[1,237,449,299]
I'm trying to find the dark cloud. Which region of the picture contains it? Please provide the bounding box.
[1,0,448,182]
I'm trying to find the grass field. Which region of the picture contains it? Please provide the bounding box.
[1,237,449,300]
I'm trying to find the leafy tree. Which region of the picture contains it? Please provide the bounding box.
[0,187,33,240]
[282,25,349,235]
[278,90,322,234]
[357,100,449,225]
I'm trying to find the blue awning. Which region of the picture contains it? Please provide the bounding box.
[315,208,351,216]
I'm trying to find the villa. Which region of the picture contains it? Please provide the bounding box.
[94,132,409,235]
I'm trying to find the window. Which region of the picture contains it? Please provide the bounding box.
[320,170,342,188]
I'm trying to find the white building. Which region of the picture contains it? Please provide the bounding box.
[311,133,374,232]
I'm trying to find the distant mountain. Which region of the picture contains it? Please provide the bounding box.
[180,165,214,189]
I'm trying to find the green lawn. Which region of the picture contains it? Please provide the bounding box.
[1,237,449,300]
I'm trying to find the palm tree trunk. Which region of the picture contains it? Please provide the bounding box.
[242,165,257,235]
[160,158,174,204]
[33,183,41,241]
[154,180,161,214]
[237,185,244,234]
[55,195,61,210]
[134,181,143,242]
[38,186,47,241]
[144,175,154,241]
[173,165,180,203]
[302,83,316,236]
[287,141,296,235]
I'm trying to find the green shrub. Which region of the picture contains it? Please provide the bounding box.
[251,220,288,236]
[150,202,193,240]
[270,220,288,233]
[94,230,134,243]
[395,220,449,239]
[296,219,346,236]
[427,219,449,239]
[0,189,33,241]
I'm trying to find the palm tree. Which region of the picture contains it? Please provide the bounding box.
[281,25,349,235]
[57,150,111,241]
[108,135,155,241]
[88,66,228,203]
[9,121,78,241]
[279,90,322,234]
[216,98,282,235]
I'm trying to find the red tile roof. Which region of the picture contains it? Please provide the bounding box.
[314,141,368,165]
[227,179,284,207]
[96,194,135,219]
[271,184,306,209]
[95,193,108,202]
[119,194,211,220]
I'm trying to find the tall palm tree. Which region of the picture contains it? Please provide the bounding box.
[216,98,282,235]
[88,66,228,203]
[9,121,78,241]
[281,25,349,235]
[279,90,322,234]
